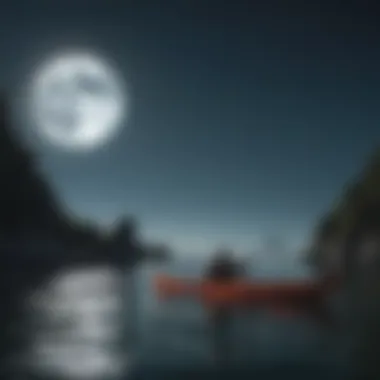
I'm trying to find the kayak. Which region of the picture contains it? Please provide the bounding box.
[153,275,332,309]
[153,274,339,328]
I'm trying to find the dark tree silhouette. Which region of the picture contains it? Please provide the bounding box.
[308,147,380,281]
[0,96,58,235]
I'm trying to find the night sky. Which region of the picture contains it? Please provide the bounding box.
[2,1,380,256]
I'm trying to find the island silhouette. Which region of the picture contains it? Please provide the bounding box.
[0,93,170,378]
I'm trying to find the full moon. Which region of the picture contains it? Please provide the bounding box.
[28,50,126,152]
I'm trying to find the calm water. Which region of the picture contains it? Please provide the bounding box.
[130,258,350,379]
[22,257,350,380]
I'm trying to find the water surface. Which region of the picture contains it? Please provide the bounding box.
[131,258,349,378]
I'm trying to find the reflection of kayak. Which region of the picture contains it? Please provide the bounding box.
[153,275,338,317]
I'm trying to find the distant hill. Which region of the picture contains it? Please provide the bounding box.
[143,243,172,263]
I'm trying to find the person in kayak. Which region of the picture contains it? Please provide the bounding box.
[204,248,246,366]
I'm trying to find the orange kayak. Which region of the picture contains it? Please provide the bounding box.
[153,275,329,309]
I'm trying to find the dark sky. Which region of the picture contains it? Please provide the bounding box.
[2,1,380,256]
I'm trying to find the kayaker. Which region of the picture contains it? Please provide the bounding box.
[204,248,245,366]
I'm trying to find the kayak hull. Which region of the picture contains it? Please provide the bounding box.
[154,275,325,308]
[153,275,337,328]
